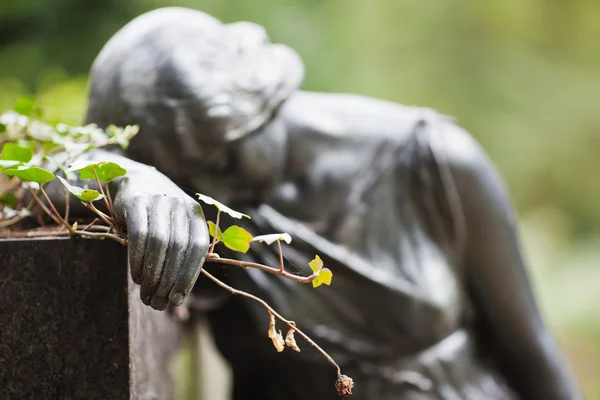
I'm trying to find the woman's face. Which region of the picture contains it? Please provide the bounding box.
[190,118,288,208]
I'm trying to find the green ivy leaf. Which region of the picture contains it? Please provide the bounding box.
[0,193,17,208]
[252,233,292,245]
[0,160,21,170]
[207,221,224,241]
[196,193,250,219]
[0,143,33,162]
[222,225,253,253]
[13,97,37,116]
[69,160,127,182]
[308,255,324,272]
[312,268,333,288]
[57,176,105,202]
[4,165,55,183]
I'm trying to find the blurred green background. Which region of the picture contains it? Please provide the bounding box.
[1,0,598,398]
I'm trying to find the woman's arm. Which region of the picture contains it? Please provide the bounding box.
[438,123,582,399]
[47,148,210,311]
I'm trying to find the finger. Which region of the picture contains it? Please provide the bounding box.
[169,203,210,306]
[126,197,150,285]
[140,195,171,305]
[150,200,190,310]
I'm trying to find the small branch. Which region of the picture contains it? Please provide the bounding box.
[0,214,27,228]
[74,229,127,245]
[64,187,70,224]
[104,182,114,212]
[84,202,114,227]
[93,168,112,217]
[200,269,341,376]
[205,255,317,284]
[208,210,221,254]
[16,228,126,245]
[277,240,284,273]
[28,187,63,227]
[81,218,99,232]
[40,186,71,231]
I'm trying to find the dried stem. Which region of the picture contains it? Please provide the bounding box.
[84,202,114,227]
[105,182,114,211]
[208,210,221,254]
[277,240,284,273]
[64,186,70,224]
[205,255,317,284]
[39,186,71,231]
[93,168,112,217]
[201,269,341,376]
[81,217,99,232]
[10,227,127,245]
[0,215,27,228]
[28,187,63,227]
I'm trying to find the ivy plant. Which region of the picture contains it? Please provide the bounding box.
[0,98,353,397]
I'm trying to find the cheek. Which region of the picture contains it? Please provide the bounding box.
[235,125,287,186]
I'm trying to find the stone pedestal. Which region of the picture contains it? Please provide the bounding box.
[0,238,180,399]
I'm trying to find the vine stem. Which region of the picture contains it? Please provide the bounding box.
[40,186,71,231]
[28,186,63,227]
[277,240,284,273]
[93,168,112,217]
[200,269,341,376]
[0,214,27,228]
[208,210,221,254]
[13,228,127,245]
[84,202,114,227]
[205,255,317,284]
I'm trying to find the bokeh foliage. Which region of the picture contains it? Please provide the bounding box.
[1,0,598,397]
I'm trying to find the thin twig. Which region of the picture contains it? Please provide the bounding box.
[28,187,63,227]
[74,230,127,245]
[201,269,341,376]
[208,210,221,255]
[0,215,27,228]
[105,182,114,212]
[64,187,70,224]
[93,168,112,217]
[39,186,71,231]
[205,255,317,284]
[16,228,127,245]
[81,218,99,232]
[84,202,114,227]
[277,240,284,273]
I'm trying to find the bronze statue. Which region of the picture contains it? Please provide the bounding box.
[80,7,581,399]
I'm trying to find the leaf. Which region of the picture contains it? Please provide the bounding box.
[57,176,105,202]
[222,225,253,253]
[13,97,37,116]
[69,160,127,182]
[4,165,55,183]
[207,221,223,241]
[0,160,21,170]
[285,329,300,352]
[268,313,285,353]
[68,159,99,172]
[0,143,33,162]
[195,193,250,219]
[308,255,324,272]
[312,268,333,288]
[252,233,292,245]
[0,193,17,208]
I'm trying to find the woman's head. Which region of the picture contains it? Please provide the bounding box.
[86,7,303,202]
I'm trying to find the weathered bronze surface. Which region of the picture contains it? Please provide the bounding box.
[79,7,581,399]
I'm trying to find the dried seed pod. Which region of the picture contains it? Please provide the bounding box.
[336,374,354,397]
[267,313,285,352]
[285,329,300,352]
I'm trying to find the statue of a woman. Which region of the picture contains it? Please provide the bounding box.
[82,7,581,399]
